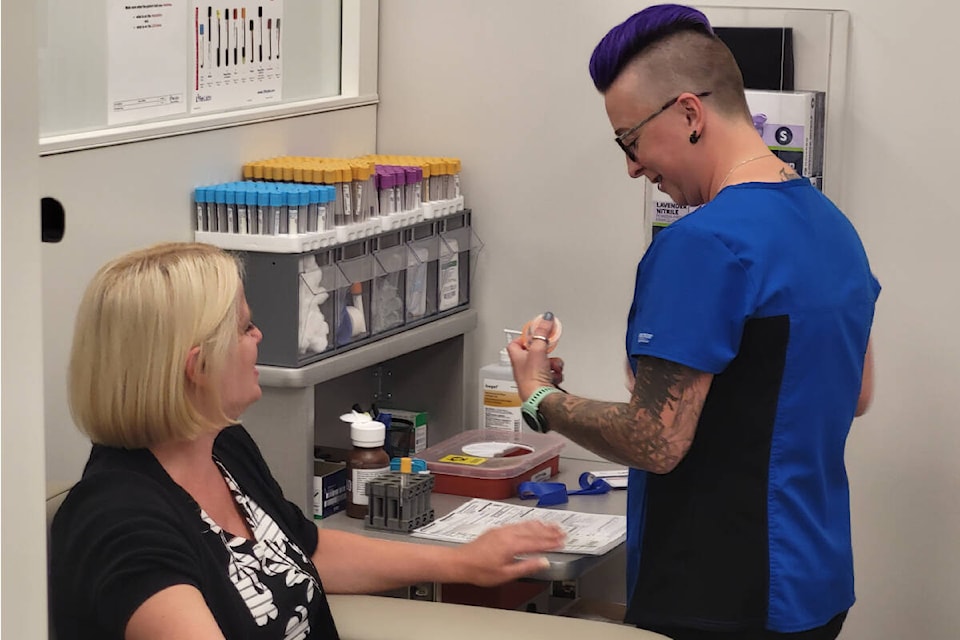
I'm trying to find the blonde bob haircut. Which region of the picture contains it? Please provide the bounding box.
[69,242,244,449]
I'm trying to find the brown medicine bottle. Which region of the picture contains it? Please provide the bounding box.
[345,418,390,519]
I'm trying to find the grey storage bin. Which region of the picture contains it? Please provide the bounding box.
[231,210,477,368]
[243,248,338,367]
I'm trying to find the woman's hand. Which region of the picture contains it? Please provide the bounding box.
[507,313,563,400]
[448,521,566,586]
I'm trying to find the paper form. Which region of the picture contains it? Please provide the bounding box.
[107,1,188,125]
[191,1,284,113]
[411,498,626,556]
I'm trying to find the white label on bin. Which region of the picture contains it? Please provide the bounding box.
[438,238,460,311]
[482,378,521,433]
[350,466,390,506]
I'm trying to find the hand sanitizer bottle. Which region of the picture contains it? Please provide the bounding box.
[478,329,522,433]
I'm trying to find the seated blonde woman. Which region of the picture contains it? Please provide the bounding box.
[50,242,565,640]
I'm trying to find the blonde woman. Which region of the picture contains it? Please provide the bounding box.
[50,242,564,640]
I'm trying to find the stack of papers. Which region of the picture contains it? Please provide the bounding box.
[411,498,626,556]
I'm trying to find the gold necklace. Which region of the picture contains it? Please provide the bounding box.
[717,153,773,192]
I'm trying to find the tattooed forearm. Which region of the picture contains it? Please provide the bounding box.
[539,357,711,473]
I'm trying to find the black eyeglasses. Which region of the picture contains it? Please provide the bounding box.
[614,91,712,162]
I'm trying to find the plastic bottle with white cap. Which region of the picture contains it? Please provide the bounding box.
[478,330,523,433]
[342,411,391,519]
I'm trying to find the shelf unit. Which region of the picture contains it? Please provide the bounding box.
[242,309,478,512]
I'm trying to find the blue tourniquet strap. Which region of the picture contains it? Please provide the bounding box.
[517,473,613,507]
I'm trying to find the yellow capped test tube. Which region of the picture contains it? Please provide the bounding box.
[324,166,346,227]
[419,160,432,203]
[452,158,462,198]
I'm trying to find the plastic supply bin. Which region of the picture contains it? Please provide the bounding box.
[371,233,407,335]
[438,212,482,313]
[405,223,441,324]
[334,243,376,348]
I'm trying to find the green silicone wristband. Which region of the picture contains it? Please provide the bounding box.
[521,386,564,432]
[523,386,564,412]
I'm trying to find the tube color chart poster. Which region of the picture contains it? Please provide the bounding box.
[191,1,283,112]
[108,1,189,125]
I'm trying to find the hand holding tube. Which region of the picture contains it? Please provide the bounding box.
[507,311,565,400]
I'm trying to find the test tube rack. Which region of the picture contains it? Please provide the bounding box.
[364,472,435,533]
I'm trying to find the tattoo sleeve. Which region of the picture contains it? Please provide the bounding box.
[539,356,711,473]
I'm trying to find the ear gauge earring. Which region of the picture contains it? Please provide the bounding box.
[689,130,701,144]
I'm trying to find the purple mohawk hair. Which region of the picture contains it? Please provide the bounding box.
[589,4,713,92]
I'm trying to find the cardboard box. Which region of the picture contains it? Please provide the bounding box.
[380,408,428,457]
[745,89,825,178]
[313,460,347,519]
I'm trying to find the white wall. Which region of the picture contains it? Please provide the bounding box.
[377,2,960,638]
[1,0,49,635]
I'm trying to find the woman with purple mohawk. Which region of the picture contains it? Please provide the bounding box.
[508,4,879,639]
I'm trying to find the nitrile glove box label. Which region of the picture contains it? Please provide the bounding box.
[745,89,825,178]
[648,189,699,239]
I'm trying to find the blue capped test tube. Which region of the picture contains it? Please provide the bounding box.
[194,186,209,231]
[269,189,284,235]
[286,188,299,236]
[213,186,227,232]
[307,186,320,232]
[297,188,309,234]
[236,185,249,234]
[246,188,259,234]
[224,187,237,234]
[257,189,270,235]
